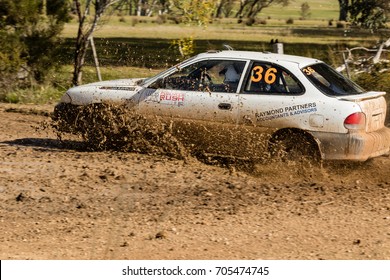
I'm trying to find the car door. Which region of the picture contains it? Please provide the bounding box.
[136,59,248,155]
[237,61,307,158]
[138,59,247,121]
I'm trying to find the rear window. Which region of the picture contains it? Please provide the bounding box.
[302,63,365,96]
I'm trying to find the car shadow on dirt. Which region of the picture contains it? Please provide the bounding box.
[2,136,382,180]
[1,138,88,152]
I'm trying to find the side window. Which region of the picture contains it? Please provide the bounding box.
[150,60,245,93]
[302,63,364,96]
[244,62,303,95]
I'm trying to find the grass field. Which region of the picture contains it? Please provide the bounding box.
[60,0,383,46]
[4,0,390,105]
[256,0,339,19]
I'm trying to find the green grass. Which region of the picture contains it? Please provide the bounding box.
[263,0,339,20]
[1,65,162,104]
[62,19,381,46]
[59,0,384,47]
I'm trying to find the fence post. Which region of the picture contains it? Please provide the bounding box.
[89,36,102,82]
[273,43,284,54]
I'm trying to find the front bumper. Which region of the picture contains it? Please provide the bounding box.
[313,127,390,161]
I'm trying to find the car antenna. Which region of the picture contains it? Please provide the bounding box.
[223,44,234,50]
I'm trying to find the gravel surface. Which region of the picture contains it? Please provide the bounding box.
[0,103,389,260]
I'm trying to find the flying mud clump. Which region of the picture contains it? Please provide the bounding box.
[51,103,295,171]
[51,103,190,160]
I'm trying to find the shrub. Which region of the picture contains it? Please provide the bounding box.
[131,17,139,26]
[286,18,294,24]
[245,17,256,26]
[354,69,390,125]
[0,32,25,98]
[0,0,70,96]
[168,16,182,24]
[336,21,346,28]
[172,37,194,58]
[300,2,311,20]
[156,14,167,25]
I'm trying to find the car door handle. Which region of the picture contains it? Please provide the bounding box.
[218,103,232,110]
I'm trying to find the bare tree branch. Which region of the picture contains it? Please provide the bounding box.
[72,0,123,86]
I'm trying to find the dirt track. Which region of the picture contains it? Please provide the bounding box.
[0,103,389,260]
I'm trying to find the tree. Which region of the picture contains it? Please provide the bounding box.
[235,0,290,23]
[338,0,349,21]
[214,0,235,18]
[72,0,122,86]
[0,0,70,85]
[114,0,137,15]
[114,0,169,17]
[338,1,390,75]
[349,0,389,31]
[300,2,311,20]
[170,0,215,26]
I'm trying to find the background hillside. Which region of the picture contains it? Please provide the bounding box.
[256,0,339,19]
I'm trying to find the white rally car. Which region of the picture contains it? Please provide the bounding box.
[54,50,390,161]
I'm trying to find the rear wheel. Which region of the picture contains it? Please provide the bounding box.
[268,129,321,164]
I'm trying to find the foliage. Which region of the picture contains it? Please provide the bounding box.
[354,65,390,93]
[0,0,70,96]
[72,0,125,86]
[300,2,311,20]
[2,86,63,104]
[0,31,24,94]
[170,0,215,26]
[172,37,194,58]
[0,0,69,82]
[354,66,390,124]
[349,0,389,31]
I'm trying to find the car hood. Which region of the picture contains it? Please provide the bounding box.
[61,78,145,105]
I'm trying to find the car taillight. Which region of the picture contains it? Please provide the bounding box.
[344,112,366,130]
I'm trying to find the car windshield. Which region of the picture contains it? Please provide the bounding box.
[301,63,365,96]
[140,55,199,86]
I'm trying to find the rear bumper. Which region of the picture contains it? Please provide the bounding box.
[313,127,390,161]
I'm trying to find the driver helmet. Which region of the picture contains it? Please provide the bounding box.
[224,65,240,82]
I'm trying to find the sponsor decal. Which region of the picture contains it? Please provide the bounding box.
[159,91,185,107]
[144,90,185,107]
[256,102,317,122]
[160,91,184,102]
